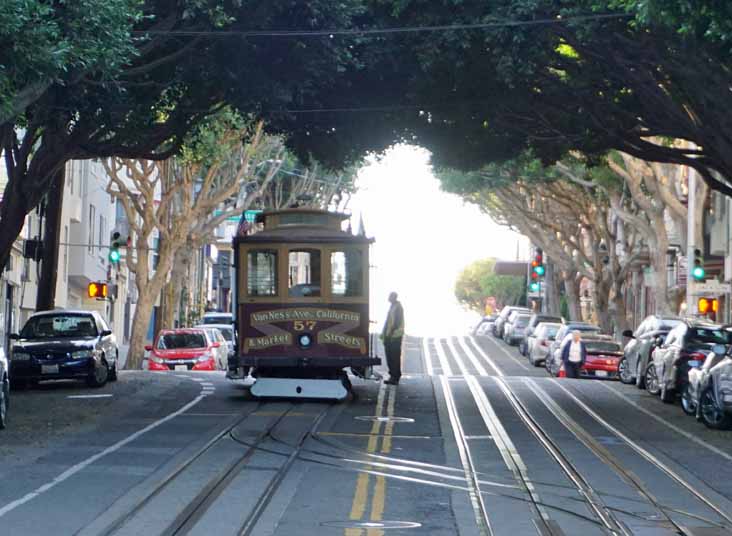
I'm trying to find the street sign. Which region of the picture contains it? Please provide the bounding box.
[689,280,732,295]
[214,209,262,223]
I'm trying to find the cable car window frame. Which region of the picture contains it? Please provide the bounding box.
[245,249,279,297]
[329,248,365,298]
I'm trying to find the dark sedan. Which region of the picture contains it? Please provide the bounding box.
[9,310,118,388]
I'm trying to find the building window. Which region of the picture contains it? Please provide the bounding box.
[99,214,106,261]
[247,250,278,297]
[88,204,95,254]
[288,249,321,297]
[331,250,363,297]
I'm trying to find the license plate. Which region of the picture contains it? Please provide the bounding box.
[594,370,608,377]
[174,365,188,372]
[41,364,59,374]
[687,360,702,368]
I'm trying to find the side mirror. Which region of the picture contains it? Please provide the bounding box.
[101,329,113,337]
[622,329,634,338]
[212,342,221,348]
[712,344,727,356]
[8,333,19,340]
[144,345,153,352]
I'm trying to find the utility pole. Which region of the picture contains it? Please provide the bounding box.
[686,168,697,316]
[36,167,66,311]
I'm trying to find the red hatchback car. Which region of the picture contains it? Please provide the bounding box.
[146,329,221,372]
[581,338,624,379]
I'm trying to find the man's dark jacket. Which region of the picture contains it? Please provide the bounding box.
[561,340,587,366]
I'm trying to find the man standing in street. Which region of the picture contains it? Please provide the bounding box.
[382,292,405,385]
[561,330,586,378]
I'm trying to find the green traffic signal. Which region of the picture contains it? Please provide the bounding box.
[529,281,541,292]
[109,248,121,263]
[533,265,545,276]
[692,265,705,281]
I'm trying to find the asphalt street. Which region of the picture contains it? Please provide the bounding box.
[2,336,732,535]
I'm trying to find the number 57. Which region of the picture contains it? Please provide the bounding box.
[294,321,317,331]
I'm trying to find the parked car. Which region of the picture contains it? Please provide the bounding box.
[580,338,623,379]
[473,314,498,336]
[645,320,732,404]
[196,323,235,360]
[201,312,233,325]
[519,313,563,356]
[9,310,118,388]
[685,343,732,429]
[620,315,682,387]
[198,326,230,370]
[503,313,531,345]
[493,306,531,338]
[0,347,8,429]
[527,322,562,367]
[546,332,612,377]
[546,322,602,373]
[146,328,223,371]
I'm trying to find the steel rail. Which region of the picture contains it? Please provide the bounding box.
[237,405,332,536]
[438,375,494,536]
[492,377,629,536]
[88,402,267,536]
[550,379,732,531]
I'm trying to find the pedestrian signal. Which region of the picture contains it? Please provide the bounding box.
[692,249,705,281]
[698,297,718,314]
[88,282,108,299]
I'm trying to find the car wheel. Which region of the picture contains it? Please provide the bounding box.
[660,383,675,404]
[635,360,646,389]
[0,379,8,429]
[87,358,110,388]
[700,387,732,430]
[681,384,697,416]
[618,357,634,384]
[645,364,661,395]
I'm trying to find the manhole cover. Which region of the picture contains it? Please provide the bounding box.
[355,416,415,423]
[322,521,422,530]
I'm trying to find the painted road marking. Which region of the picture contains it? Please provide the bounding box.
[0,392,206,518]
[434,339,455,377]
[66,394,114,399]
[346,383,387,536]
[422,338,434,376]
[467,336,504,377]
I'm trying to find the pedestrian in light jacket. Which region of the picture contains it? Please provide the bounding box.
[382,292,405,385]
[561,330,586,379]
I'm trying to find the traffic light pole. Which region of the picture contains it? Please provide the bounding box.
[686,168,697,316]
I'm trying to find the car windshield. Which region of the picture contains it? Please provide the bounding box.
[541,326,560,338]
[515,316,530,327]
[688,328,732,345]
[585,341,622,353]
[20,314,97,339]
[158,333,207,349]
[218,329,233,341]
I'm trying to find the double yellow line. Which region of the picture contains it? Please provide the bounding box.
[345,383,397,536]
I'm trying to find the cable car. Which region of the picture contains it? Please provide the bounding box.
[227,208,379,399]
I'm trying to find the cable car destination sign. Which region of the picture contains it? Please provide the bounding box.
[244,308,366,353]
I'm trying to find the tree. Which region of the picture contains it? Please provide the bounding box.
[0,0,369,285]
[455,258,524,312]
[104,122,283,369]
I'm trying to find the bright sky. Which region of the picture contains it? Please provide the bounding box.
[349,145,529,336]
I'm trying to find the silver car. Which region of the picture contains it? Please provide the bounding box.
[527,322,562,366]
[685,343,732,429]
[503,313,531,346]
[198,327,229,370]
[620,315,682,387]
[493,306,531,338]
[197,323,235,358]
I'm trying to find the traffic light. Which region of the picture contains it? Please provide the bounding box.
[88,281,108,299]
[529,281,541,293]
[692,248,705,281]
[109,231,122,264]
[698,297,718,314]
[531,248,545,277]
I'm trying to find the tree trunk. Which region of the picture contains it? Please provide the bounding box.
[592,281,613,335]
[611,284,630,340]
[127,286,156,369]
[545,261,562,316]
[0,177,33,274]
[563,274,582,321]
[36,167,66,311]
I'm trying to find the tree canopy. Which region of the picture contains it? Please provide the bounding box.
[455,258,525,312]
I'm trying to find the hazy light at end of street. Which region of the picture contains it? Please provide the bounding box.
[349,145,529,336]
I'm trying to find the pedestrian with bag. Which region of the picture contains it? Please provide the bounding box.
[382,292,405,385]
[561,330,586,379]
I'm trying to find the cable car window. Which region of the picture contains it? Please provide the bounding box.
[289,249,321,297]
[331,250,363,297]
[247,250,278,296]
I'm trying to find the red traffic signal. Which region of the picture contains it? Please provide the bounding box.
[88,282,108,299]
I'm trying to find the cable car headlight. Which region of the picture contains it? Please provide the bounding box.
[298,333,313,349]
